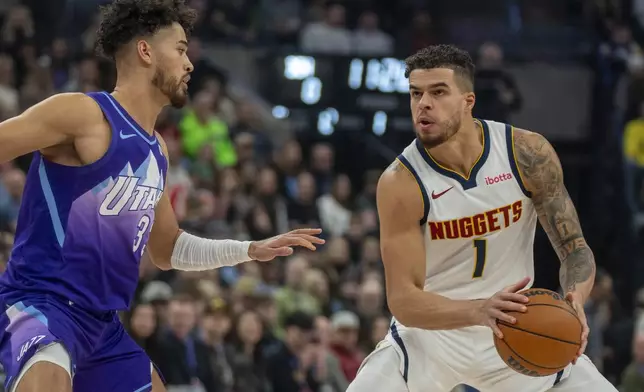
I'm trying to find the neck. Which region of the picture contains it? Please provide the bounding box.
[427,118,482,176]
[112,77,167,135]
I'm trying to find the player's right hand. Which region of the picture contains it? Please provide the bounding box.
[248,228,325,261]
[476,277,531,339]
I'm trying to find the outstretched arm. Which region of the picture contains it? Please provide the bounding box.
[146,134,324,270]
[513,129,596,301]
[514,128,595,360]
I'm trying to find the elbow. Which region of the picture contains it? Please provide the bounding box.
[387,290,418,327]
[154,259,173,271]
[145,250,172,271]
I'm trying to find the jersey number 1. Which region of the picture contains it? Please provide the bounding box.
[472,239,487,278]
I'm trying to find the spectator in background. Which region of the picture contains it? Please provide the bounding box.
[227,310,270,392]
[200,299,235,391]
[300,3,352,55]
[234,132,255,166]
[355,278,384,319]
[620,333,644,391]
[156,295,219,392]
[0,168,24,231]
[352,11,394,56]
[323,237,353,290]
[260,0,302,46]
[209,0,258,44]
[0,54,19,117]
[273,139,303,199]
[623,100,644,211]
[288,172,321,228]
[165,137,194,221]
[473,42,522,123]
[1,5,35,54]
[310,143,335,196]
[179,89,237,168]
[359,236,382,271]
[304,268,339,316]
[248,167,289,238]
[318,174,352,237]
[329,310,363,382]
[313,315,350,391]
[355,169,379,213]
[232,100,273,163]
[62,56,101,93]
[265,311,319,392]
[48,37,71,90]
[186,37,227,96]
[398,10,437,55]
[139,279,173,323]
[584,269,615,372]
[345,214,366,261]
[128,303,161,363]
[201,76,237,127]
[366,315,390,352]
[274,256,320,334]
[595,24,643,131]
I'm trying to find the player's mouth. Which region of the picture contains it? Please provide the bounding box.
[417,117,436,133]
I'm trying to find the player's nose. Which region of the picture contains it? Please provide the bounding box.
[185,59,194,74]
[418,92,433,109]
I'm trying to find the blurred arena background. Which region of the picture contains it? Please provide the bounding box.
[0,0,643,391]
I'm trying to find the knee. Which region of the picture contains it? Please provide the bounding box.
[14,362,72,392]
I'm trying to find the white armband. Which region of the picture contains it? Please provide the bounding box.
[170,231,253,271]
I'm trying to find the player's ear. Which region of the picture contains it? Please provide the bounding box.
[464,92,475,112]
[136,40,154,66]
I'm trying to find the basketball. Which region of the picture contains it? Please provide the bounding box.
[493,288,582,377]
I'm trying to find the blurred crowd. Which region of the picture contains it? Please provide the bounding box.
[0,0,643,391]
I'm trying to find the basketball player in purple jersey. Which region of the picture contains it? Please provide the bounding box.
[0,0,324,391]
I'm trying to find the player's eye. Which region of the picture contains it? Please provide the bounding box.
[178,48,186,55]
[433,90,446,96]
[411,91,422,98]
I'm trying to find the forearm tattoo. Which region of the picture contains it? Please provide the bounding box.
[514,130,596,293]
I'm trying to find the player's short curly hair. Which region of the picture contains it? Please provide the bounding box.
[404,44,475,91]
[96,0,196,60]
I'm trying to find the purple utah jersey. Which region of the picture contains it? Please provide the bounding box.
[0,91,167,312]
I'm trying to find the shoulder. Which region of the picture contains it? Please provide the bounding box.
[378,159,416,197]
[512,128,560,170]
[377,159,424,219]
[379,158,417,182]
[512,128,550,150]
[511,128,563,193]
[24,93,104,132]
[31,93,101,117]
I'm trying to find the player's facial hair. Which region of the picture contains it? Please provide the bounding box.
[151,66,186,108]
[418,112,462,149]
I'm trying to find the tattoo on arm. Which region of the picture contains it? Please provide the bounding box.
[386,160,404,173]
[514,130,595,293]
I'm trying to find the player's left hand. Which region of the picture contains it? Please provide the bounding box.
[565,291,589,365]
[248,228,325,261]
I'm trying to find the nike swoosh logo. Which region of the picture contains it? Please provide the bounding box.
[120,130,137,139]
[431,186,453,199]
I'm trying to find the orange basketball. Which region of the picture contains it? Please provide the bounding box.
[493,288,582,377]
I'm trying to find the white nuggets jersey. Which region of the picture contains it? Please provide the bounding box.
[397,119,537,300]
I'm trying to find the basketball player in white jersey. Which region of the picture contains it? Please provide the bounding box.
[347,45,618,392]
